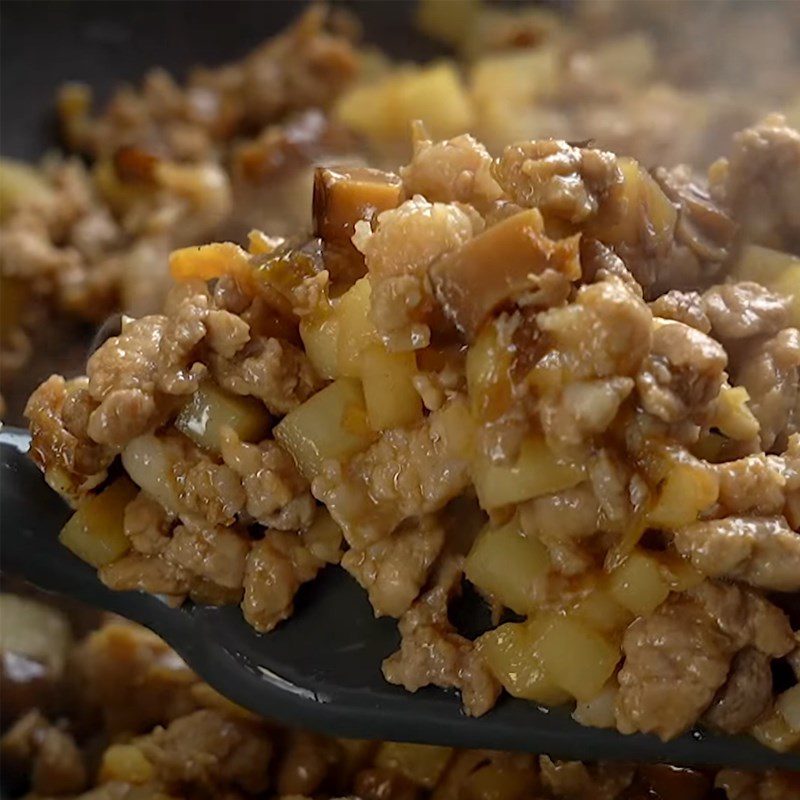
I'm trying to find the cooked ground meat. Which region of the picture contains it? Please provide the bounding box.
[21,104,800,743]
[382,559,501,717]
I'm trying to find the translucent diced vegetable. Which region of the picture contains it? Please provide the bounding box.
[121,435,181,514]
[732,244,800,328]
[477,621,571,705]
[313,166,402,282]
[0,594,72,674]
[335,63,474,144]
[647,451,719,530]
[659,554,705,592]
[473,436,586,509]
[302,509,344,564]
[776,684,800,733]
[751,706,800,753]
[169,242,253,286]
[465,518,550,614]
[98,745,154,784]
[337,278,380,378]
[571,682,618,729]
[570,586,633,635]
[466,318,513,420]
[0,158,55,221]
[274,378,375,480]
[712,385,760,441]
[593,157,677,245]
[535,615,620,702]
[175,382,270,454]
[374,742,453,788]
[608,550,671,617]
[300,308,340,381]
[59,478,139,568]
[431,209,579,339]
[360,343,423,431]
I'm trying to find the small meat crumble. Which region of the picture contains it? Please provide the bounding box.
[2,594,799,800]
[25,112,800,750]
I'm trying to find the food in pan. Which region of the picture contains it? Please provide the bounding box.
[24,113,800,747]
[2,593,799,799]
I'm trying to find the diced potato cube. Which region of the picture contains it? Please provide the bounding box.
[175,382,270,454]
[570,587,633,635]
[434,395,476,460]
[274,378,375,480]
[337,278,380,378]
[776,684,800,733]
[770,264,800,328]
[302,509,344,564]
[732,243,800,285]
[593,157,677,245]
[431,209,579,339]
[465,518,550,614]
[374,742,453,788]
[360,343,423,431]
[59,478,139,568]
[608,550,671,617]
[477,621,571,705]
[313,166,402,282]
[466,318,513,420]
[659,554,705,592]
[247,229,284,256]
[416,0,479,48]
[169,242,253,287]
[473,436,586,509]
[572,682,618,729]
[0,158,55,221]
[713,385,760,441]
[752,706,800,753]
[300,309,340,380]
[98,744,154,784]
[336,63,474,144]
[0,595,72,674]
[535,615,620,702]
[647,452,719,530]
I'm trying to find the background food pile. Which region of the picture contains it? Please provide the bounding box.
[2,592,798,800]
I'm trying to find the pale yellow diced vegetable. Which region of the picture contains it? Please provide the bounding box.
[570,587,633,635]
[0,595,72,674]
[175,382,270,454]
[374,742,453,788]
[300,309,340,381]
[247,229,284,256]
[571,682,618,729]
[169,242,253,286]
[477,621,571,706]
[712,385,760,441]
[535,615,621,702]
[732,243,800,285]
[776,684,800,733]
[0,158,55,221]
[465,317,514,422]
[473,436,586,509]
[336,63,474,144]
[659,554,705,592]
[434,395,476,460]
[274,378,375,480]
[457,760,536,799]
[360,343,423,431]
[121,435,181,514]
[337,277,380,378]
[608,550,671,617]
[471,47,559,143]
[98,745,154,785]
[588,33,655,86]
[592,157,677,246]
[59,478,138,568]
[771,264,800,328]
[416,0,480,48]
[752,706,800,753]
[647,452,719,530]
[465,518,550,614]
[302,509,344,564]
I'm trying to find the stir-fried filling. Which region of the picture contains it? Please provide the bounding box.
[24,117,800,748]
